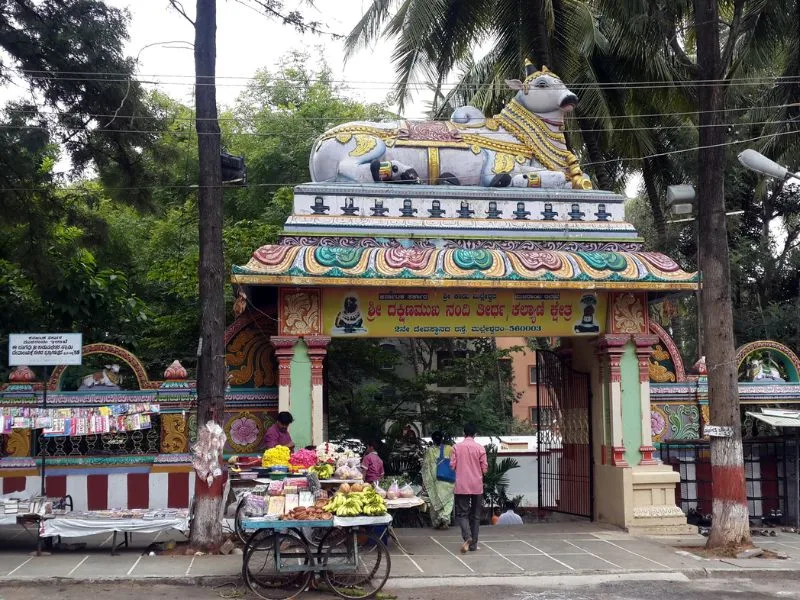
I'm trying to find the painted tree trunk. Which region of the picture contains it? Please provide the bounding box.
[190,0,227,550]
[191,474,225,551]
[694,0,750,548]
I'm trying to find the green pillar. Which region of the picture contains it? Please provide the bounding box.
[620,341,643,466]
[289,339,312,448]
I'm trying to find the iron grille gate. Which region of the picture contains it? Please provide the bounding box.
[536,350,594,519]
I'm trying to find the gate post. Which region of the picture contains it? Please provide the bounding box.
[595,334,693,534]
[596,335,630,467]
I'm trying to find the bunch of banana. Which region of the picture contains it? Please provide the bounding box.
[323,493,347,513]
[335,496,364,517]
[309,463,335,480]
[323,490,387,516]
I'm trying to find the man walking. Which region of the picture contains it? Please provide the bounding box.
[450,423,488,553]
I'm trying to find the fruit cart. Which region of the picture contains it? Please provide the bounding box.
[240,514,393,600]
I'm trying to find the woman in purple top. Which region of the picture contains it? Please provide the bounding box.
[264,411,295,449]
[361,440,385,484]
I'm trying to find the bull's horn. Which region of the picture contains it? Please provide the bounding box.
[524,59,536,77]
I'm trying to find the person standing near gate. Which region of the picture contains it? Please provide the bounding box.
[450,423,488,553]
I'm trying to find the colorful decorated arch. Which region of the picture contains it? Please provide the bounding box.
[736,340,800,383]
[47,343,158,390]
[648,321,686,383]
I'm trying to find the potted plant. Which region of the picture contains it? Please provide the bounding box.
[482,444,519,523]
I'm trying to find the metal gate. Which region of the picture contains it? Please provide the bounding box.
[536,350,594,519]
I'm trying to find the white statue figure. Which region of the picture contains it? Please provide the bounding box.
[81,364,122,388]
[309,62,592,190]
[747,358,784,382]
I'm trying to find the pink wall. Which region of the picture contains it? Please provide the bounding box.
[496,338,538,424]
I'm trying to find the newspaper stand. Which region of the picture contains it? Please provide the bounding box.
[240,514,392,600]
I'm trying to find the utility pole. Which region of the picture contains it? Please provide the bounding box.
[694,0,750,548]
[189,0,227,550]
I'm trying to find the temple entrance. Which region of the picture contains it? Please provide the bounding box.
[536,350,593,519]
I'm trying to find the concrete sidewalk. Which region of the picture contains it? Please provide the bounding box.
[1,521,799,584]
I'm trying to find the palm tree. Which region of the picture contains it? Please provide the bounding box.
[344,0,695,200]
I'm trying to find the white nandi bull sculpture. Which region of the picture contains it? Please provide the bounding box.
[81,364,122,388]
[310,62,592,189]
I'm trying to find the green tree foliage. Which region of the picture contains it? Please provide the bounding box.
[0,50,393,380]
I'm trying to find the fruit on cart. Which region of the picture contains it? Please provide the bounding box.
[323,488,387,517]
[262,445,291,468]
[350,483,364,493]
[338,483,351,494]
[309,463,335,480]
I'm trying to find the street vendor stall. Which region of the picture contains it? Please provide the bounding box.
[241,514,392,600]
[230,444,393,600]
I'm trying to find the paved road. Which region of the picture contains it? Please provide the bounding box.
[2,577,800,600]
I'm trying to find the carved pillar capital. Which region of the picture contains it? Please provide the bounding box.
[304,335,331,351]
[633,334,659,382]
[270,336,299,388]
[305,336,330,386]
[597,334,630,383]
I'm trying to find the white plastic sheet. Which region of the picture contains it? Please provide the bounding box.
[41,516,189,538]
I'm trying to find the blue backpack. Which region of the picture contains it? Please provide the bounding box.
[436,445,456,483]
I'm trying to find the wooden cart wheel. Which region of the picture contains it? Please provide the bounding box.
[242,530,313,600]
[322,529,391,599]
[315,526,348,557]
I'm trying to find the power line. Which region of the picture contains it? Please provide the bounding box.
[0,129,796,194]
[3,101,799,124]
[6,72,800,93]
[2,115,797,137]
[6,66,800,89]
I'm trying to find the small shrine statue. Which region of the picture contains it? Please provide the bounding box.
[80,364,122,389]
[747,357,784,382]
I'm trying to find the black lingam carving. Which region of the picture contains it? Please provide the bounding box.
[400,198,418,217]
[486,201,503,219]
[457,201,474,218]
[568,203,585,221]
[341,197,358,216]
[311,196,329,215]
[428,199,446,218]
[541,202,558,220]
[513,201,530,220]
[371,199,389,217]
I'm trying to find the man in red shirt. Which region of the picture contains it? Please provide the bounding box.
[264,412,295,450]
[450,423,488,553]
[361,440,385,484]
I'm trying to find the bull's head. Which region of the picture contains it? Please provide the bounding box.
[506,62,578,120]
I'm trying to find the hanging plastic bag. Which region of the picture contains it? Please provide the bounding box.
[387,480,400,500]
[374,481,387,498]
[399,483,415,499]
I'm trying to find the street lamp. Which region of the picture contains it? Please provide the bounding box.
[738,149,800,181]
[667,184,696,216]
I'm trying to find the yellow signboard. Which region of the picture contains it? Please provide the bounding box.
[321,288,607,338]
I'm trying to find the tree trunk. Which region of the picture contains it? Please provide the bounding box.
[578,117,613,192]
[531,0,551,68]
[190,0,226,551]
[642,159,667,249]
[694,0,750,549]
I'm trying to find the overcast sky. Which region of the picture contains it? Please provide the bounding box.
[106,0,417,112]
